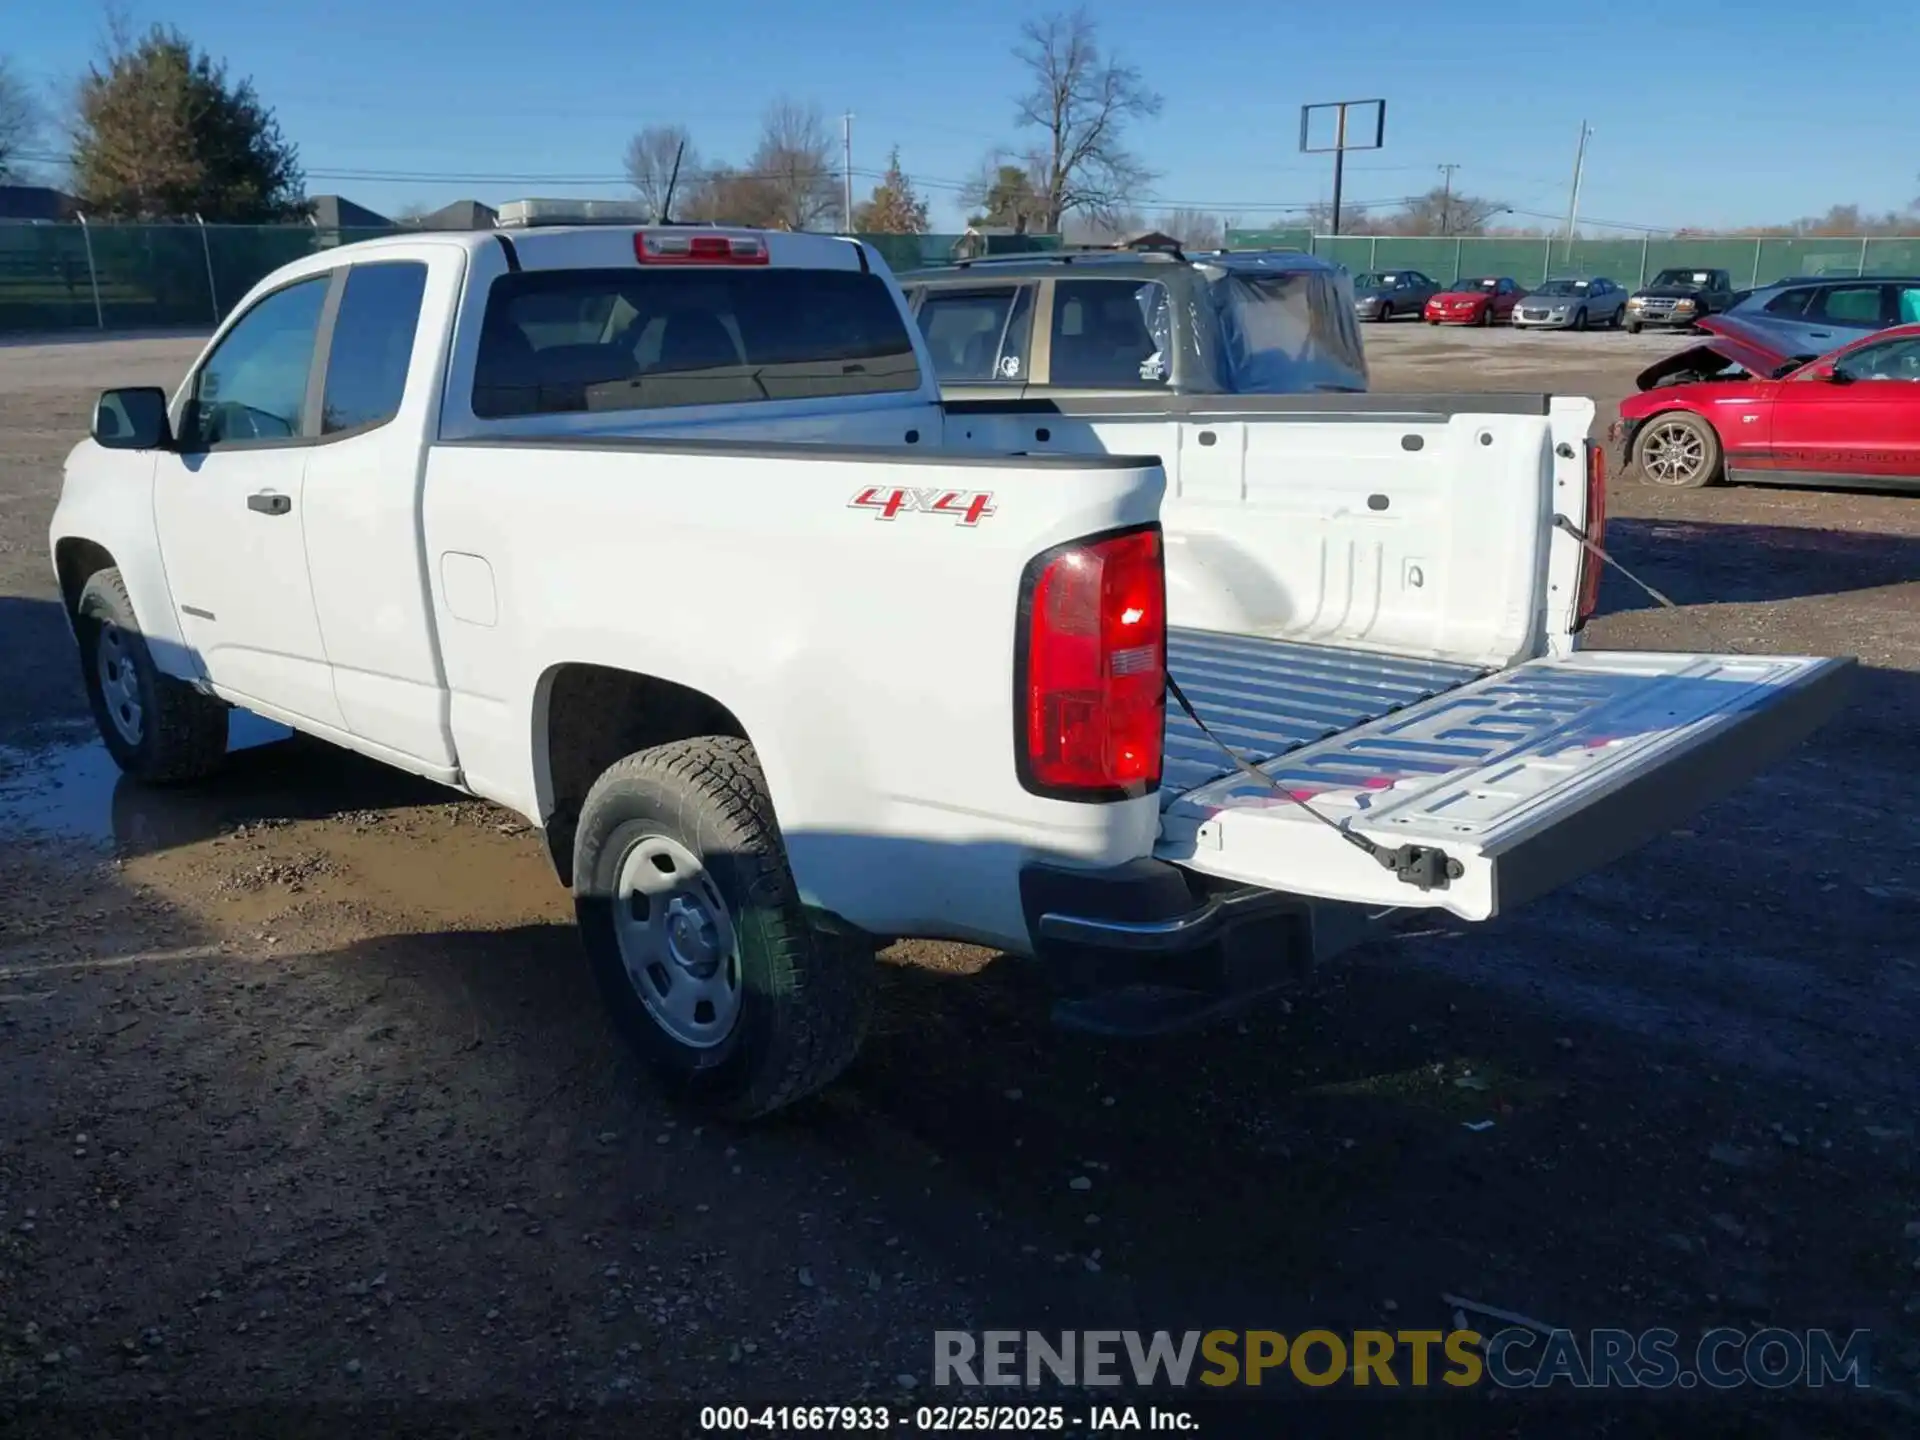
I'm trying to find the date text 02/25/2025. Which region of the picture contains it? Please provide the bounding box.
[698,1404,1199,1431]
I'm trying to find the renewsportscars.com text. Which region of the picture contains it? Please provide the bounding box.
[933,1327,1872,1390]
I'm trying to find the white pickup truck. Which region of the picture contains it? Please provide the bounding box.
[51,214,1853,1118]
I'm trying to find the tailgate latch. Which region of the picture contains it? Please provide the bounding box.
[1375,843,1464,892]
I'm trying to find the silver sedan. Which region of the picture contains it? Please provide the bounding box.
[1511,277,1629,331]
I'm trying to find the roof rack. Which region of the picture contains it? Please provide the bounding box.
[954,242,1188,270]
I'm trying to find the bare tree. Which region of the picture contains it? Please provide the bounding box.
[743,98,840,231]
[1151,208,1224,248]
[624,124,696,220]
[1012,8,1162,231]
[0,56,43,181]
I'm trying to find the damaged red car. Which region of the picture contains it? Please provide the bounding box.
[1610,315,1920,489]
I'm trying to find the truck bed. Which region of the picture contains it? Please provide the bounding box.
[1163,628,1485,799]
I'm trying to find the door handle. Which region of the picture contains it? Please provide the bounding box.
[247,490,291,516]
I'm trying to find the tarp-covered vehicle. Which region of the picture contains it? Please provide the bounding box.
[898,247,1370,399]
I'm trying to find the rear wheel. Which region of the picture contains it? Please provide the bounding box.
[76,568,229,783]
[573,736,874,1120]
[1632,411,1724,488]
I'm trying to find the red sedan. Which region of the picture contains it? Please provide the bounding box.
[1424,276,1525,326]
[1610,316,1920,489]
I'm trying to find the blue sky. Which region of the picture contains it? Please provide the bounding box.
[6,0,1915,233]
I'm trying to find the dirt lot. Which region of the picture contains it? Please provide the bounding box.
[2,323,1917,1437]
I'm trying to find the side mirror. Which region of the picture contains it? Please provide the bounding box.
[1817,363,1853,385]
[92,387,174,450]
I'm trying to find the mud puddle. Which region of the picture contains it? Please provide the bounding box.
[0,716,567,948]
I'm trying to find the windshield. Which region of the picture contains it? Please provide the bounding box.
[1533,280,1590,297]
[1651,270,1714,287]
[1209,267,1369,394]
[1453,277,1499,291]
[1352,273,1403,288]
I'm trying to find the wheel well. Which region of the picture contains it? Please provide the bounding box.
[538,664,748,885]
[54,539,117,616]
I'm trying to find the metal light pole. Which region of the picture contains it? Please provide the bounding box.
[842,112,855,231]
[1437,163,1460,237]
[1563,121,1592,261]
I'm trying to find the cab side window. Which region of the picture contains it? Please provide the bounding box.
[180,276,332,451]
[322,262,429,435]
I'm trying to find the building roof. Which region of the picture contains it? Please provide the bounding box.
[0,185,80,222]
[309,194,393,229]
[414,199,498,231]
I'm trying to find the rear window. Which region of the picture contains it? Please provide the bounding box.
[472,267,922,418]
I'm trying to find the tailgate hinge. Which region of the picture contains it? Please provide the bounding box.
[1369,841,1464,892]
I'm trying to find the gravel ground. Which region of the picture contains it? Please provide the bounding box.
[1,323,1916,1438]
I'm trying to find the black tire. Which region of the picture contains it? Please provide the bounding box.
[1626,320,1643,334]
[1631,410,1724,489]
[1426,318,1440,327]
[573,736,874,1120]
[76,567,228,783]
[1376,302,1394,323]
[1479,305,1494,327]
[1572,307,1588,331]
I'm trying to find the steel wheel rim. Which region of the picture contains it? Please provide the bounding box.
[1642,421,1708,485]
[96,623,144,746]
[612,833,741,1049]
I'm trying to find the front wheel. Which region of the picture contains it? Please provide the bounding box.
[1478,306,1493,327]
[573,735,874,1120]
[1572,307,1588,331]
[1626,320,1643,334]
[76,568,228,783]
[1376,302,1394,323]
[1632,412,1724,488]
[1426,318,1440,326]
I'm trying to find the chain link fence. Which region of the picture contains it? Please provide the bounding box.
[1227,228,1920,290]
[0,221,1062,334]
[7,218,1918,335]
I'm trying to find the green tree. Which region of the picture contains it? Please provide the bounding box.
[964,161,1046,232]
[71,25,304,220]
[852,148,929,234]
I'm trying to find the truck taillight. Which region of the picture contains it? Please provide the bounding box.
[1577,441,1608,628]
[633,231,770,265]
[1016,526,1166,800]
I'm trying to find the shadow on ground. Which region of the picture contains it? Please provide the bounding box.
[1595,517,1920,614]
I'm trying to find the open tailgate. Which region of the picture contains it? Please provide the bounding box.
[1157,649,1854,921]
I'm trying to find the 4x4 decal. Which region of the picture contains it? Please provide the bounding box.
[849,486,997,526]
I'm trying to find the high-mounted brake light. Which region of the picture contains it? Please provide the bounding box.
[1015,526,1167,800]
[1576,440,1608,627]
[633,231,770,266]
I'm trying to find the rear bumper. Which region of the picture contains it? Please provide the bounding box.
[1018,859,1380,1035]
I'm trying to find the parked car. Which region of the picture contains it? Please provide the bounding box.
[1610,314,1920,489]
[896,246,1370,399]
[1424,277,1525,326]
[53,211,1849,1119]
[1512,277,1629,331]
[1350,270,1441,322]
[1624,268,1736,332]
[1720,276,1920,357]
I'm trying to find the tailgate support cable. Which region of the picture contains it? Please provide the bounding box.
[1552,514,1744,655]
[1164,675,1463,893]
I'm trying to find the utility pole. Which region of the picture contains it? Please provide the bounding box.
[1437,163,1460,237]
[1329,103,1349,236]
[842,112,855,231]
[1563,121,1592,260]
